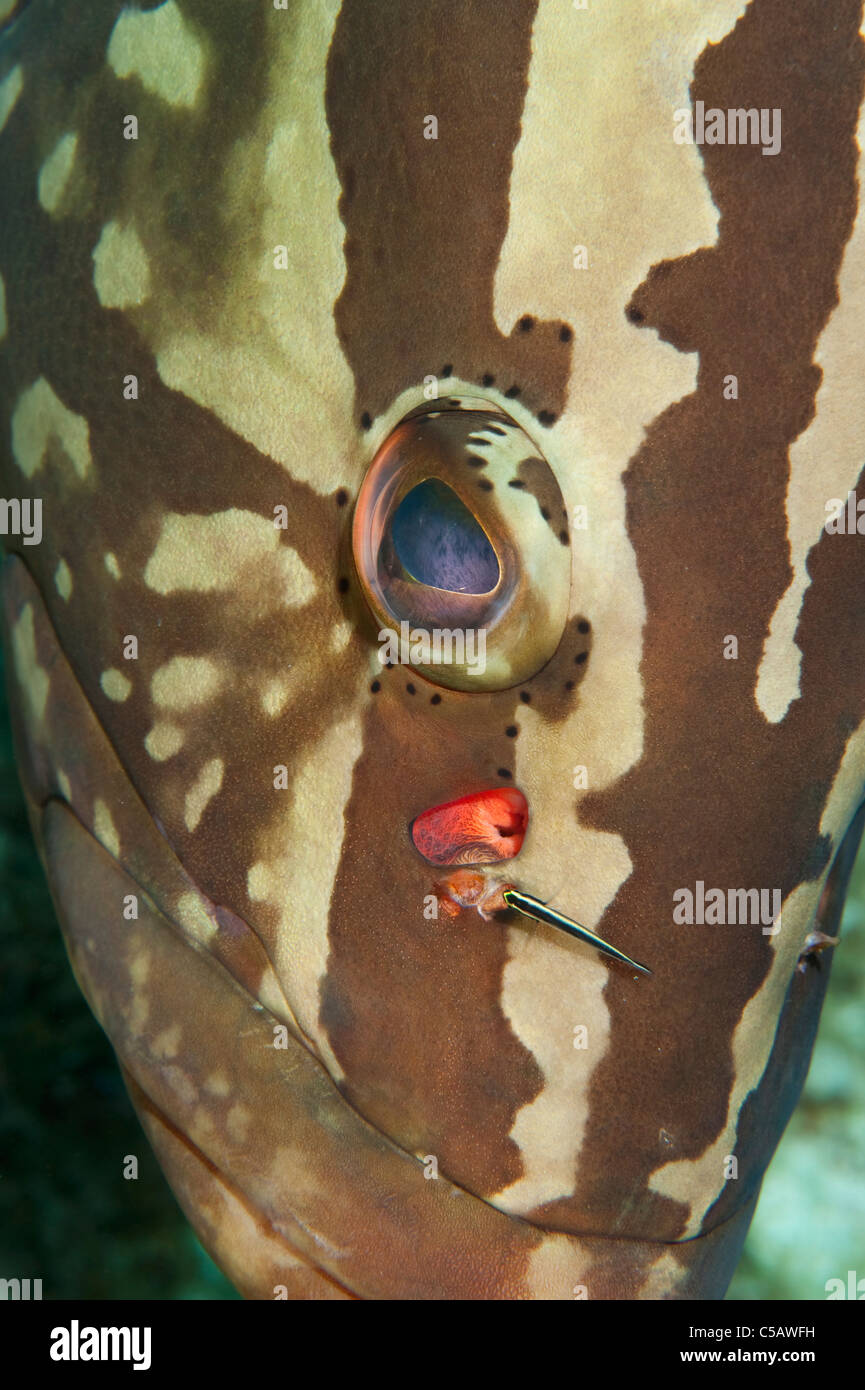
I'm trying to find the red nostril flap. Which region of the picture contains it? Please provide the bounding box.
[410,788,529,866]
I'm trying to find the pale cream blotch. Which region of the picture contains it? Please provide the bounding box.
[128,947,151,1034]
[107,1,204,108]
[265,1144,351,1262]
[0,65,23,136]
[192,1177,312,1283]
[92,220,151,309]
[247,709,368,1079]
[329,617,354,654]
[246,862,270,902]
[100,667,132,702]
[756,36,865,723]
[493,598,638,1212]
[93,798,121,858]
[492,920,615,1215]
[146,3,358,495]
[37,131,78,214]
[54,559,73,601]
[524,1233,592,1300]
[488,0,746,1201]
[152,1023,182,1060]
[182,1102,218,1149]
[204,1071,231,1099]
[495,0,747,468]
[184,757,224,833]
[11,378,91,479]
[151,655,221,711]
[637,1249,688,1298]
[57,770,72,802]
[11,604,49,726]
[162,1066,197,1108]
[174,891,218,946]
[130,950,150,987]
[104,551,121,580]
[650,715,865,1233]
[255,967,297,1027]
[144,509,315,611]
[260,677,291,718]
[144,721,185,762]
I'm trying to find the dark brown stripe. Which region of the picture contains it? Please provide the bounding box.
[325,0,572,424]
[534,0,865,1244]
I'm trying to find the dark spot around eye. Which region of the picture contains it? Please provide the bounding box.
[486,425,506,437]
[518,315,534,332]
[559,529,569,544]
[564,680,575,691]
[336,488,349,507]
[361,411,372,430]
[406,682,416,694]
[442,363,453,377]
[505,725,518,738]
[370,680,381,693]
[478,478,494,491]
[575,652,587,665]
[430,693,442,705]
[498,767,512,779]
[495,821,519,838]
[537,410,557,426]
[559,325,573,343]
[337,576,349,594]
[467,455,487,467]
[520,691,531,703]
[482,373,495,386]
[578,620,591,634]
[447,398,462,407]
[627,306,645,324]
[505,385,520,398]
[384,658,394,668]
[513,456,563,536]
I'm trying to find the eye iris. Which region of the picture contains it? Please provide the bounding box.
[390,479,499,595]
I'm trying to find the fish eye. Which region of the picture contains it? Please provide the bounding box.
[351,397,572,691]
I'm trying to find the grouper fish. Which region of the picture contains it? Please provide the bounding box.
[1,0,864,1299]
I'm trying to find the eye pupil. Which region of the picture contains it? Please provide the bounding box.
[389,479,499,595]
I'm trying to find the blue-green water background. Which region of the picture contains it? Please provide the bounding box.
[0,635,862,1299]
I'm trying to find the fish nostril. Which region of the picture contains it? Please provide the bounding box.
[410,788,529,866]
[494,819,523,838]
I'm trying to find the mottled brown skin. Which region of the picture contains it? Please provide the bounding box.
[325,0,572,426]
[1,0,864,1299]
[561,0,865,1242]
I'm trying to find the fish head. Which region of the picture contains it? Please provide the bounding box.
[1,0,864,1299]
